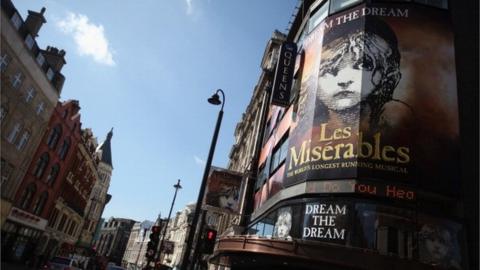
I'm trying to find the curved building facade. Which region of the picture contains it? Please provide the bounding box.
[213,1,476,270]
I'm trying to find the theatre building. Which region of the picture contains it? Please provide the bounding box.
[212,1,478,270]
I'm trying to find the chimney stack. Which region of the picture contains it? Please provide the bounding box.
[42,46,67,72]
[25,7,46,37]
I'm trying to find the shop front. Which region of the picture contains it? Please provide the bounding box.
[213,196,466,270]
[1,207,46,262]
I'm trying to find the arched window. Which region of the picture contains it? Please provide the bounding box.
[32,191,48,215]
[19,183,36,210]
[46,164,60,186]
[46,125,62,149]
[33,153,49,178]
[58,138,70,160]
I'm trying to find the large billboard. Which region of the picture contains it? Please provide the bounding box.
[285,4,459,195]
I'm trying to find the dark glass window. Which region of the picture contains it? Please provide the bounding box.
[58,138,70,160]
[33,153,49,178]
[262,118,272,145]
[46,125,62,149]
[309,0,330,33]
[49,208,59,227]
[255,156,271,191]
[32,191,48,215]
[269,135,289,174]
[19,183,36,210]
[330,0,363,14]
[414,0,447,9]
[46,164,60,186]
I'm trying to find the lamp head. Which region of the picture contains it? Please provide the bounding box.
[208,93,222,105]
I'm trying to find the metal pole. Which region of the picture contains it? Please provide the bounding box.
[157,179,182,264]
[190,210,207,270]
[180,90,224,270]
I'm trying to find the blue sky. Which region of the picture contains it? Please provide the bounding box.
[14,0,298,222]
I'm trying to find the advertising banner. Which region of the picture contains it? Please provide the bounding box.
[285,4,459,196]
[271,42,297,106]
[204,167,243,213]
[302,202,350,244]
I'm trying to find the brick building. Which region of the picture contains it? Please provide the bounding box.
[2,100,81,262]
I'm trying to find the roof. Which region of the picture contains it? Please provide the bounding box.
[97,128,113,167]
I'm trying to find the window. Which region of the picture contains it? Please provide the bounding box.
[269,135,289,174]
[11,12,22,30]
[1,159,14,186]
[6,122,21,143]
[309,0,330,33]
[16,131,31,150]
[32,191,48,215]
[0,105,8,122]
[48,208,59,227]
[36,102,45,115]
[36,53,45,66]
[414,0,447,9]
[11,72,23,88]
[47,125,62,149]
[69,222,77,236]
[329,0,363,14]
[262,118,272,145]
[57,214,67,231]
[46,164,60,185]
[24,35,34,50]
[0,53,10,72]
[19,183,36,210]
[33,153,49,178]
[25,87,36,103]
[255,157,270,190]
[46,68,54,81]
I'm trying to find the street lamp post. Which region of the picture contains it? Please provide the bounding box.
[157,179,182,264]
[180,89,225,270]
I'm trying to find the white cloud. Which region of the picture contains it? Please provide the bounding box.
[57,12,115,66]
[185,0,194,15]
[194,155,205,166]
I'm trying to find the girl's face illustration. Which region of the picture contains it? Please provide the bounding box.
[317,54,375,111]
[275,208,292,238]
[218,185,239,211]
[425,231,451,262]
[316,32,394,112]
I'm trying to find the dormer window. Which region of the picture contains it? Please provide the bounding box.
[46,68,54,81]
[25,35,34,50]
[36,53,45,66]
[11,12,22,30]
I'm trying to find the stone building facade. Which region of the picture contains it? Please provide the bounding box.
[122,220,154,270]
[91,130,114,242]
[96,217,136,266]
[160,204,195,269]
[1,0,65,226]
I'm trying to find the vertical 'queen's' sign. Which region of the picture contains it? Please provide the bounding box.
[271,42,297,107]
